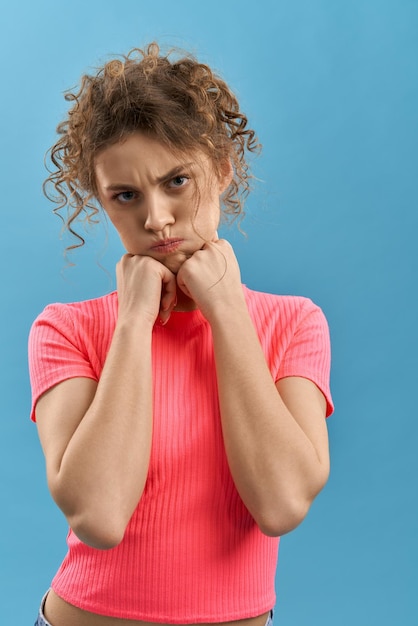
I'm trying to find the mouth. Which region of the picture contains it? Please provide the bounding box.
[149,238,184,253]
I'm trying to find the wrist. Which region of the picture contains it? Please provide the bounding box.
[115,311,156,334]
[205,294,249,327]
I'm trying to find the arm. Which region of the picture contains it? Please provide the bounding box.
[35,254,177,549]
[177,240,330,536]
[210,317,329,537]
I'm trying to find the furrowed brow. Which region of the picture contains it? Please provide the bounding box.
[105,183,139,192]
[155,163,194,183]
[103,163,195,192]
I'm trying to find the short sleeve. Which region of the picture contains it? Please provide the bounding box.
[276,300,334,417]
[28,304,98,422]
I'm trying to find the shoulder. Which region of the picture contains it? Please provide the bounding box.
[243,287,333,416]
[242,285,332,375]
[28,290,118,369]
[242,285,325,329]
[31,291,118,332]
[28,292,118,422]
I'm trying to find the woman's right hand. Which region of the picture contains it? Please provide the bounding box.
[116,254,177,326]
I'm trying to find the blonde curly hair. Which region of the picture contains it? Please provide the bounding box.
[44,43,260,250]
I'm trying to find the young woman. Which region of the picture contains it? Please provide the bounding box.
[29,43,333,626]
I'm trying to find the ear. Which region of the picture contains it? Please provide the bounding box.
[218,158,234,194]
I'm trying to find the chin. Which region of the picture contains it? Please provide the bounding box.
[162,252,191,274]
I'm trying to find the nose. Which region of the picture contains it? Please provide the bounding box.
[143,194,175,232]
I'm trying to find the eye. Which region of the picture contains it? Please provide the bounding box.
[113,190,137,204]
[168,175,189,188]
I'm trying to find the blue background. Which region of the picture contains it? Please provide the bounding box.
[1,1,417,623]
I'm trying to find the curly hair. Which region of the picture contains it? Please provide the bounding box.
[44,42,260,250]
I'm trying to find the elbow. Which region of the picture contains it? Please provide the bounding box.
[256,500,310,537]
[256,471,330,538]
[68,511,126,550]
[50,482,127,550]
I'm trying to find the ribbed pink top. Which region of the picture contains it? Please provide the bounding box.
[28,286,333,622]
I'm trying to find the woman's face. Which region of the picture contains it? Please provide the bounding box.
[95,132,231,274]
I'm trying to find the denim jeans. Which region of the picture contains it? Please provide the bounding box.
[34,590,52,626]
[266,611,274,626]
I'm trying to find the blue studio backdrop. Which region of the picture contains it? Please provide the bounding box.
[1,1,417,624]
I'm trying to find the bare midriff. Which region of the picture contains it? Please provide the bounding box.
[44,589,270,626]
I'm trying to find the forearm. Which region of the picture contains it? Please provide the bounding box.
[54,317,153,547]
[210,303,328,536]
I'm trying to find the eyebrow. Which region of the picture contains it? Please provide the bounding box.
[104,163,195,192]
[155,163,194,183]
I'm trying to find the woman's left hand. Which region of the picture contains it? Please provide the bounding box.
[176,238,246,321]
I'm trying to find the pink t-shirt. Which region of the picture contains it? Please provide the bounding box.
[28,286,333,622]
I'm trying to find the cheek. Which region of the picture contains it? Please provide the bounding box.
[104,212,137,248]
[192,210,219,240]
[106,212,126,239]
[193,194,220,231]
